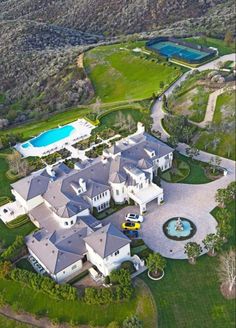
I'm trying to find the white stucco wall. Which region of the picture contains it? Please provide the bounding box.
[86,243,131,276]
[28,248,83,283]
[12,190,44,212]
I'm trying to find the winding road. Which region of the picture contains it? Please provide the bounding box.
[105,53,236,259]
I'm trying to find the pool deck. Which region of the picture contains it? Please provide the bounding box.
[15,119,95,158]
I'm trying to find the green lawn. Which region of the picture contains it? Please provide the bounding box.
[141,201,236,328]
[0,220,35,247]
[84,42,182,103]
[0,156,12,198]
[0,107,90,141]
[0,278,154,327]
[196,90,236,160]
[184,37,235,56]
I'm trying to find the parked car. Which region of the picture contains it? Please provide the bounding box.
[121,222,141,231]
[122,230,139,238]
[125,213,144,223]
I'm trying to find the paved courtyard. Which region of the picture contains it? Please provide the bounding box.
[103,166,234,260]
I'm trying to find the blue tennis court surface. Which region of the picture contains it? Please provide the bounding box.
[150,41,208,61]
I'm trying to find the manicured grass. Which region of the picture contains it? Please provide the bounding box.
[84,42,182,103]
[0,156,12,198]
[196,90,236,160]
[0,107,90,140]
[16,259,35,273]
[0,315,33,328]
[141,255,235,328]
[161,159,190,183]
[175,153,212,184]
[141,201,235,328]
[184,37,235,56]
[0,220,35,247]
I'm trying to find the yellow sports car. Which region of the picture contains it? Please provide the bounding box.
[121,222,141,231]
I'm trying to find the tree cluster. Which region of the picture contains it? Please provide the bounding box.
[84,269,134,305]
[9,268,77,301]
[0,236,25,262]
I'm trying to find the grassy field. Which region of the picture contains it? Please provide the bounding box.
[184,37,235,56]
[0,107,90,141]
[141,201,236,328]
[0,219,35,247]
[0,315,33,328]
[0,278,156,327]
[0,156,12,198]
[196,90,236,160]
[84,42,182,103]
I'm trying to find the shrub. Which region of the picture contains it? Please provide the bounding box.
[6,214,30,229]
[104,275,110,285]
[122,315,143,328]
[120,261,135,274]
[9,269,77,301]
[107,321,120,328]
[136,247,153,260]
[0,235,25,261]
[130,239,145,248]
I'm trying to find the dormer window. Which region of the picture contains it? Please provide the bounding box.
[151,151,155,157]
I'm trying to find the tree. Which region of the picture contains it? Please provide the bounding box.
[184,242,202,264]
[209,156,222,174]
[146,252,166,275]
[227,181,236,201]
[0,261,12,278]
[215,188,230,208]
[217,249,235,296]
[163,94,168,110]
[215,208,231,223]
[7,150,29,176]
[167,136,178,149]
[182,126,193,144]
[122,315,143,328]
[224,31,233,46]
[159,81,164,89]
[203,233,224,256]
[186,146,200,161]
[91,97,102,117]
[217,219,231,242]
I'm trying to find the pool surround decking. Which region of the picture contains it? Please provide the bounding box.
[15,119,95,158]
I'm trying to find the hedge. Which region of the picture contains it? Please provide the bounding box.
[130,239,145,248]
[0,235,25,261]
[9,268,77,301]
[84,269,134,305]
[6,214,30,229]
[0,197,11,207]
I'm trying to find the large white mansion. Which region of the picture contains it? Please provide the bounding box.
[10,123,173,282]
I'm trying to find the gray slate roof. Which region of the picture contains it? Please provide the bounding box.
[84,223,131,258]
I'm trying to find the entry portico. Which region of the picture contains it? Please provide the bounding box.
[128,183,163,214]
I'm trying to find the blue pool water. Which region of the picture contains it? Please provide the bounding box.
[23,125,75,148]
[150,41,207,60]
[167,219,192,238]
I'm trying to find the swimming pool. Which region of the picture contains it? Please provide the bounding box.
[22,125,75,148]
[149,41,207,60]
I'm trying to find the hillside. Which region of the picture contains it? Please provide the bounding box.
[0,0,235,127]
[0,0,231,36]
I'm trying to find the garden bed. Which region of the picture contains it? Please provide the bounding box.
[6,215,30,229]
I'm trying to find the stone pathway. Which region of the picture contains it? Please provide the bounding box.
[197,84,236,128]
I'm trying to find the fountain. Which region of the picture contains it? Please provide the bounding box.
[163,217,196,241]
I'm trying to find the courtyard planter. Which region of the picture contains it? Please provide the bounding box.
[148,269,165,281]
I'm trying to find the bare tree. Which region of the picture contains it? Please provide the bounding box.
[7,151,22,174]
[217,249,236,297]
[7,150,29,176]
[91,97,102,116]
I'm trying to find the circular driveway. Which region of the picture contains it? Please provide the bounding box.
[103,169,234,259]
